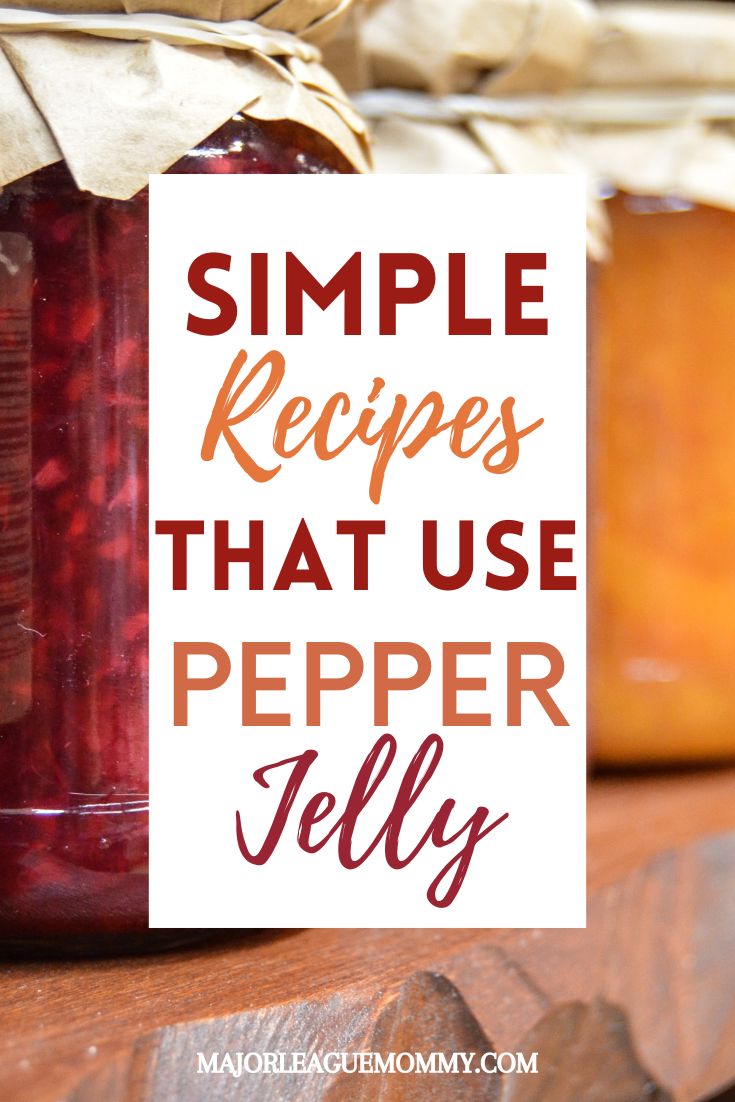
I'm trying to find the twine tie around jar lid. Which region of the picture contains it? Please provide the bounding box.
[0,7,321,61]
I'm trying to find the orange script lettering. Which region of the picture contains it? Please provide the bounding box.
[201,349,544,505]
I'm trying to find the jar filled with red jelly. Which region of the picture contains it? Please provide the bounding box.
[0,3,367,953]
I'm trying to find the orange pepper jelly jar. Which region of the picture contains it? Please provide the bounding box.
[574,2,735,764]
[0,4,368,953]
[590,195,735,765]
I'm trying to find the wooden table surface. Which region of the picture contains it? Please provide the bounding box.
[2,769,735,1102]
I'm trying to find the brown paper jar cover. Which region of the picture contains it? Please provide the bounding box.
[358,0,596,96]
[0,0,352,31]
[0,2,368,953]
[0,0,370,198]
[347,0,607,256]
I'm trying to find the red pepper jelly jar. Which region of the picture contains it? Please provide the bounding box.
[0,102,361,952]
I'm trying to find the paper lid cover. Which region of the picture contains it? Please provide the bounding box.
[0,0,369,198]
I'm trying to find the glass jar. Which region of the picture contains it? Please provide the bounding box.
[0,116,351,953]
[589,192,735,765]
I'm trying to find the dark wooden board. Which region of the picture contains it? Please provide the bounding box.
[2,770,735,1102]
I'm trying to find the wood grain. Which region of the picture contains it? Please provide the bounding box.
[1,770,734,1102]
